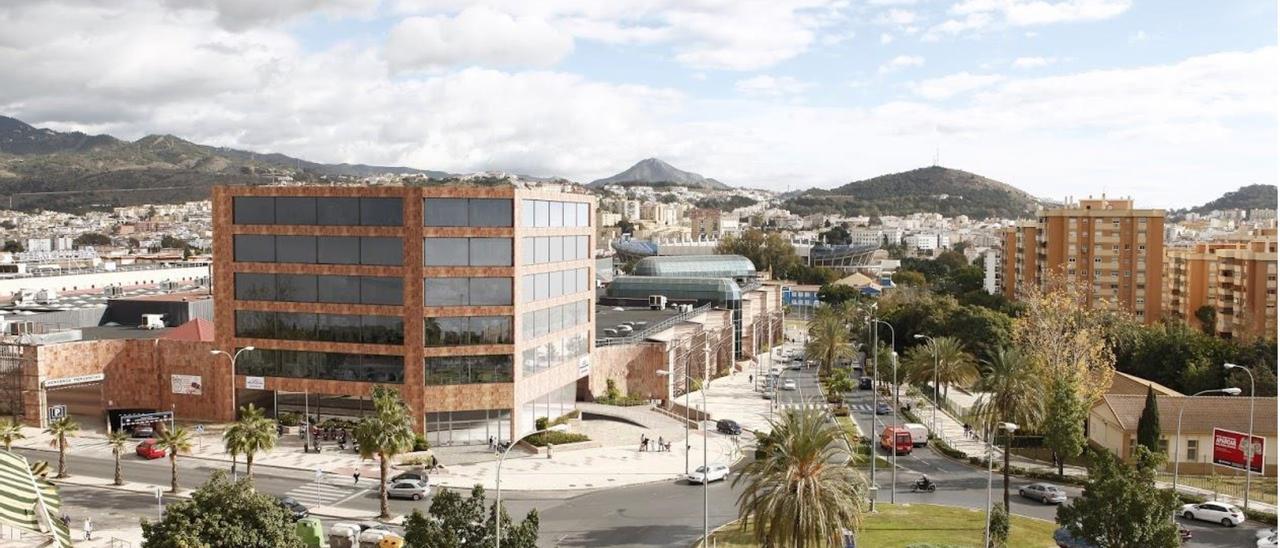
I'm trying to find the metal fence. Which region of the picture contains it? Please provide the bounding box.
[596,303,714,347]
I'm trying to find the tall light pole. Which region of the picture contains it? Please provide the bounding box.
[868,314,895,511]
[658,368,709,545]
[984,422,1018,548]
[210,347,255,421]
[890,349,899,504]
[914,334,939,439]
[1175,387,1241,495]
[1223,362,1256,511]
[495,424,569,548]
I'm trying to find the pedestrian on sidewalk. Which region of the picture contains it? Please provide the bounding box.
[963,423,971,439]
[748,374,753,386]
[83,518,93,541]
[640,435,648,452]
[658,436,666,452]
[488,436,495,451]
[353,470,361,486]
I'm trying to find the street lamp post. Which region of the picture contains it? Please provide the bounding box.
[657,368,710,545]
[1175,387,1241,496]
[210,347,255,421]
[868,315,895,511]
[913,334,939,438]
[495,424,569,548]
[984,422,1018,548]
[1223,363,1256,511]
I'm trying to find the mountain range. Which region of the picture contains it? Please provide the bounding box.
[783,166,1041,219]
[1183,184,1277,215]
[588,158,731,190]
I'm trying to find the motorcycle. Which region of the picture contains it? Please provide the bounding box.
[912,477,936,493]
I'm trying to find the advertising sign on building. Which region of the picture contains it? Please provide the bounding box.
[170,374,203,396]
[1212,427,1265,474]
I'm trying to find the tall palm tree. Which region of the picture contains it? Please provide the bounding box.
[0,418,25,451]
[805,308,854,376]
[905,336,978,401]
[43,416,79,478]
[155,426,193,493]
[353,386,415,519]
[734,408,865,548]
[107,430,128,486]
[971,347,1045,509]
[222,423,244,478]
[236,405,277,479]
[827,370,854,408]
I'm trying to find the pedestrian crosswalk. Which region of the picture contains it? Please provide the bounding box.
[283,480,361,508]
[850,404,873,413]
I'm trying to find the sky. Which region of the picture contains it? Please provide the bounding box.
[0,0,1275,208]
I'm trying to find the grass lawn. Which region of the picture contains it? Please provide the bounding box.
[702,504,1057,547]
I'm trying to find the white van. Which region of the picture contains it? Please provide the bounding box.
[902,423,929,447]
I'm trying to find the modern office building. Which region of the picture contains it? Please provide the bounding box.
[1000,197,1164,322]
[1164,229,1277,339]
[212,185,595,445]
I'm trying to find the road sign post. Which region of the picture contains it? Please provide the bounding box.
[154,486,163,520]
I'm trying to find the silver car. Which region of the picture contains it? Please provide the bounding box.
[1018,483,1067,504]
[386,479,429,501]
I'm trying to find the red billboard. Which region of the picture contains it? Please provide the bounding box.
[1212,428,1265,474]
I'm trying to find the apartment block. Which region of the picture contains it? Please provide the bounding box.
[1165,230,1277,339]
[212,185,595,445]
[1000,197,1165,322]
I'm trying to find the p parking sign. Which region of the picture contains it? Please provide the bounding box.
[47,405,67,422]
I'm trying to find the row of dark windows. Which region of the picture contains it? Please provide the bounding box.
[424,355,513,385]
[234,273,403,305]
[423,237,512,266]
[423,198,513,227]
[234,235,403,265]
[235,348,404,383]
[424,316,512,346]
[423,277,513,306]
[234,196,404,226]
[235,310,405,345]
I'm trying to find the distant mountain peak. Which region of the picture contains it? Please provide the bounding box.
[1185,184,1277,214]
[783,165,1040,219]
[588,158,731,190]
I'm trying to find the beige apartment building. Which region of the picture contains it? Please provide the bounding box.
[1000,197,1165,322]
[1165,229,1277,339]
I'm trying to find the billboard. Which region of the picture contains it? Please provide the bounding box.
[1212,427,1265,474]
[170,374,203,396]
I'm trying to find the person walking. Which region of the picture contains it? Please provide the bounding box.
[640,435,648,452]
[658,436,666,452]
[353,470,361,486]
[83,518,93,541]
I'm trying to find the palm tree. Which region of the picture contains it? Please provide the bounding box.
[222,423,244,478]
[905,336,978,401]
[236,405,276,479]
[353,386,415,519]
[826,370,854,408]
[107,430,128,486]
[155,426,194,493]
[971,347,1045,509]
[805,308,854,376]
[734,407,865,548]
[0,418,25,450]
[43,416,79,478]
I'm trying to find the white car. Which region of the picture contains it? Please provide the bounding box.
[1259,534,1277,548]
[685,464,730,484]
[781,379,798,391]
[1179,502,1245,527]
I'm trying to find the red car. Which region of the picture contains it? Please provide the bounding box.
[136,439,166,459]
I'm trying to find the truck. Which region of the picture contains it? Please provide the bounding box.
[902,423,929,447]
[879,426,913,455]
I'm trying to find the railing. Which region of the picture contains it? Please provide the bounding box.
[596,303,714,347]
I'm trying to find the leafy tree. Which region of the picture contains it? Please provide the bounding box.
[827,370,854,407]
[971,347,1044,509]
[817,283,860,305]
[989,502,1010,548]
[1136,385,1161,454]
[2,240,24,253]
[354,385,416,519]
[44,416,79,478]
[1055,447,1180,548]
[943,305,1013,360]
[791,265,841,285]
[892,270,926,287]
[1193,305,1216,335]
[141,471,303,548]
[1013,278,1116,409]
[107,430,129,486]
[616,219,636,234]
[934,250,968,271]
[73,232,111,248]
[805,308,854,376]
[717,229,801,278]
[0,418,25,450]
[0,220,14,230]
[155,426,194,493]
[403,484,539,548]
[904,335,977,401]
[734,408,865,548]
[818,225,851,245]
[223,404,276,480]
[658,193,679,204]
[1042,377,1087,477]
[160,235,189,249]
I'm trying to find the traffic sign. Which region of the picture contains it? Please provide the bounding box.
[194,424,205,434]
[47,405,67,422]
[121,411,174,427]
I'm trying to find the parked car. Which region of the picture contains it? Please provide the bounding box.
[879,427,913,455]
[276,496,309,520]
[1018,483,1068,504]
[1260,528,1278,541]
[716,419,742,435]
[685,464,730,484]
[391,471,429,484]
[859,377,873,390]
[902,423,929,447]
[1053,527,1096,548]
[789,362,803,371]
[875,402,891,415]
[1179,502,1245,527]
[781,379,798,391]
[129,425,156,438]
[1259,533,1278,548]
[135,439,166,459]
[386,479,429,501]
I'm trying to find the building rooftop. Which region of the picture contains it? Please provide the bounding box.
[594,306,684,339]
[1096,394,1277,435]
[632,255,756,279]
[606,276,742,303]
[77,325,173,341]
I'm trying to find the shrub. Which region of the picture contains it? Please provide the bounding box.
[832,406,850,417]
[412,433,430,452]
[524,431,589,447]
[277,412,301,427]
[400,455,432,466]
[605,379,622,402]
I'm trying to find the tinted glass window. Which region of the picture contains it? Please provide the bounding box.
[317,197,360,225]
[534,237,548,263]
[562,202,575,227]
[234,235,276,262]
[549,202,563,227]
[360,237,403,266]
[424,355,513,385]
[361,277,403,305]
[362,316,404,345]
[534,200,549,227]
[425,317,468,346]
[277,312,318,340]
[577,203,589,227]
[424,198,468,227]
[562,236,575,261]
[234,310,275,338]
[317,275,361,304]
[468,199,513,227]
[360,198,403,226]
[316,314,361,343]
[233,197,274,224]
[521,275,534,304]
[522,200,536,227]
[275,235,317,263]
[469,278,512,305]
[424,238,469,266]
[521,237,535,265]
[470,238,511,266]
[234,273,276,301]
[317,236,360,264]
[549,236,563,262]
[549,270,563,297]
[275,274,317,302]
[274,197,316,225]
[535,273,549,301]
[474,316,512,344]
[424,278,468,306]
[579,236,589,259]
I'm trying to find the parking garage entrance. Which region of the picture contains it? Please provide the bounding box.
[42,373,108,431]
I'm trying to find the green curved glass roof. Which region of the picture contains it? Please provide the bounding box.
[632,255,757,279]
[606,276,742,302]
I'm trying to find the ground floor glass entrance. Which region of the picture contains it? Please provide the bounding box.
[426,408,512,447]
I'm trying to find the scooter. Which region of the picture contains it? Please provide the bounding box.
[912,477,936,493]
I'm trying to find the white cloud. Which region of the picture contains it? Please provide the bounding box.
[1011,56,1055,69]
[922,12,992,41]
[879,54,925,74]
[880,32,894,44]
[735,75,815,97]
[385,7,573,71]
[928,0,1130,40]
[910,72,1006,99]
[163,0,378,31]
[1129,30,1149,42]
[876,9,917,26]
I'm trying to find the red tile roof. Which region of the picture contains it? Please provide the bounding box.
[162,318,214,342]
